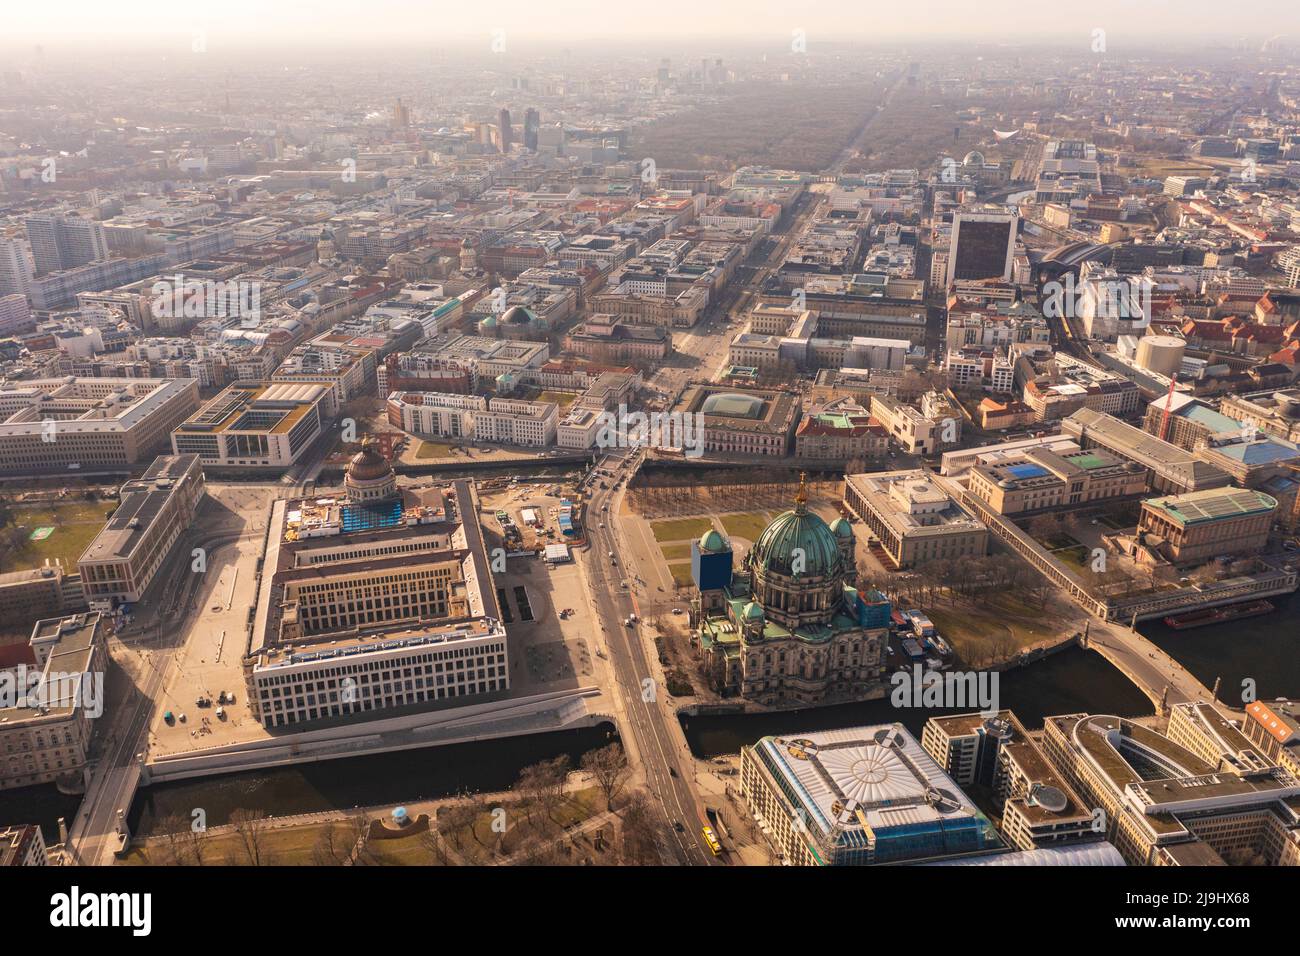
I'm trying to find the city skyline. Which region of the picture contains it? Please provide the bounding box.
[0,2,1297,917]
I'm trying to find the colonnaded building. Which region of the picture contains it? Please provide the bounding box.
[691,477,888,704]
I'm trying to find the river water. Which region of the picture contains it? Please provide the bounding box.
[1140,590,1300,708]
[679,645,1154,758]
[2,596,1294,844]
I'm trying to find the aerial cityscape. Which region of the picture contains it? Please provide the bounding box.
[2,1,1299,908]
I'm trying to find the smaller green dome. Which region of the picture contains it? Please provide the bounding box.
[699,529,727,552]
[479,315,498,328]
[741,601,765,622]
[830,517,853,539]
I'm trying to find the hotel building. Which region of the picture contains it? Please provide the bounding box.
[0,825,49,866]
[78,455,206,611]
[923,711,1097,851]
[1243,700,1300,778]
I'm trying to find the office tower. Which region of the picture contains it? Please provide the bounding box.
[0,293,32,334]
[392,97,410,128]
[23,214,109,275]
[0,238,34,297]
[523,108,539,151]
[945,211,1018,287]
[498,107,512,153]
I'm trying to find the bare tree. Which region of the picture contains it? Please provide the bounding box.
[619,791,662,865]
[229,808,273,866]
[311,821,350,866]
[581,743,631,811]
[157,815,193,866]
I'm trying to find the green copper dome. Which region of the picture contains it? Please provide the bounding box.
[741,601,765,622]
[750,503,844,578]
[830,517,854,540]
[699,529,727,552]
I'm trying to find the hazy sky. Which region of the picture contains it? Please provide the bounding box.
[2,0,1292,50]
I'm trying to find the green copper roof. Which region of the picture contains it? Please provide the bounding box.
[830,517,854,539]
[751,503,844,578]
[699,529,727,552]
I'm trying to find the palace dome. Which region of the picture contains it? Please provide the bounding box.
[348,443,392,483]
[750,503,843,578]
[830,517,854,540]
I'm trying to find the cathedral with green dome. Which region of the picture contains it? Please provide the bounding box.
[692,476,890,704]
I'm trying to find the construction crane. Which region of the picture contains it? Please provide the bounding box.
[1158,372,1179,442]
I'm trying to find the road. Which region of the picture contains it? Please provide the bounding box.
[582,453,720,865]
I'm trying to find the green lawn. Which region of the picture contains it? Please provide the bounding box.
[121,822,338,866]
[650,517,713,543]
[415,440,457,459]
[1053,545,1091,570]
[1,502,116,573]
[537,391,579,409]
[720,511,771,542]
[436,787,605,864]
[925,593,1058,661]
[367,830,438,865]
[660,543,693,561]
[667,562,695,588]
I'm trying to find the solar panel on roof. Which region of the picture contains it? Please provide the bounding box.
[1007,463,1050,479]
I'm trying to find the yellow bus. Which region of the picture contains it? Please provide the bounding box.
[701,825,722,856]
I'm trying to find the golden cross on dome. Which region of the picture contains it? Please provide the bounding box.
[794,471,808,507]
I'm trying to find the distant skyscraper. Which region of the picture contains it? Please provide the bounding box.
[523,108,539,151]
[946,211,1018,287]
[498,108,512,153]
[24,213,108,275]
[392,97,410,128]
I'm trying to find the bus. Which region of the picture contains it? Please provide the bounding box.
[701,825,722,856]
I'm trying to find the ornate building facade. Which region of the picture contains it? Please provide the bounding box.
[693,478,889,705]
